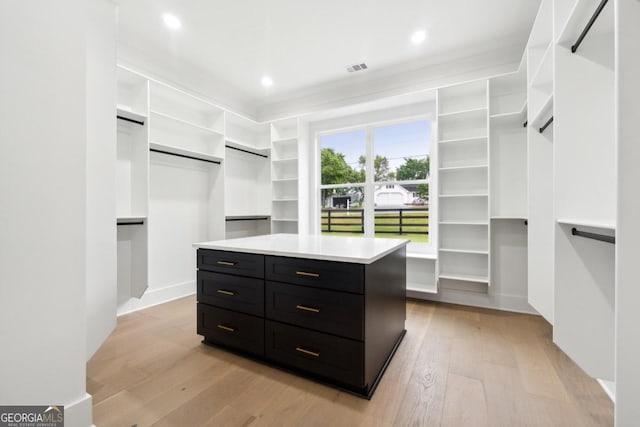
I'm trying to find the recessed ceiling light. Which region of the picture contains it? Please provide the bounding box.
[261,76,273,87]
[163,13,181,30]
[411,30,427,45]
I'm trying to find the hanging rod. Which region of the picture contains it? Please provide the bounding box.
[571,0,609,53]
[117,115,145,126]
[571,227,615,244]
[150,148,221,165]
[225,216,270,222]
[225,145,268,159]
[539,116,554,133]
[117,221,144,226]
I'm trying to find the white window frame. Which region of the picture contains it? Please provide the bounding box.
[315,115,435,252]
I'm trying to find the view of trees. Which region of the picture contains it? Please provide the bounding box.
[321,148,430,206]
[321,148,429,184]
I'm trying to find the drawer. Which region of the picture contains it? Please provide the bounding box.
[265,320,364,389]
[198,271,264,317]
[266,281,363,340]
[197,304,264,356]
[265,256,364,294]
[198,249,264,279]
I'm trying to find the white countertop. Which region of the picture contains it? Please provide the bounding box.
[193,234,409,264]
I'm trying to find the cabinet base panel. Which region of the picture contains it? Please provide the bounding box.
[200,329,406,400]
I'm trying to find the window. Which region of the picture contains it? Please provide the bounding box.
[318,119,431,246]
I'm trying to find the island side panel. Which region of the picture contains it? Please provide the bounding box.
[364,246,407,389]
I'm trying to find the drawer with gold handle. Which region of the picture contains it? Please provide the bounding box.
[197,304,264,356]
[198,249,264,278]
[266,255,363,293]
[265,320,364,389]
[266,281,363,340]
[198,271,264,316]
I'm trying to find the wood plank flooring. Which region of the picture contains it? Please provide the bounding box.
[87,296,613,426]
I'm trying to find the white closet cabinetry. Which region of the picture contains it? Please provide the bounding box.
[553,0,615,381]
[437,80,490,285]
[116,68,149,301]
[526,0,555,324]
[271,118,300,234]
[224,112,271,238]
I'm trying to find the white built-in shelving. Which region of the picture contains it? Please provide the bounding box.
[437,80,490,285]
[270,118,300,234]
[116,67,149,302]
[552,0,616,381]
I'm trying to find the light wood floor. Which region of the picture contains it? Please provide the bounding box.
[87,296,613,426]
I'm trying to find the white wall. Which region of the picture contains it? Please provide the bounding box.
[86,0,117,360]
[0,1,93,425]
[615,0,640,423]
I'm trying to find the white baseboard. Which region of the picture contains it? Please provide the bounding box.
[64,393,92,427]
[597,379,616,402]
[117,280,196,316]
[408,287,538,315]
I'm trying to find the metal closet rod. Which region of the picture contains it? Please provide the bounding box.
[226,145,268,159]
[117,221,144,226]
[225,217,270,222]
[571,0,609,53]
[571,227,615,244]
[539,116,554,133]
[117,115,145,126]
[150,148,221,165]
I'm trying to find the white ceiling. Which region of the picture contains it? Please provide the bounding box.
[116,0,540,119]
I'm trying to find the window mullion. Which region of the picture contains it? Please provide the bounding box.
[364,126,375,237]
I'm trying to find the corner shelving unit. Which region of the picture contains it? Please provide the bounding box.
[224,112,271,239]
[271,118,300,234]
[116,67,149,302]
[437,80,490,286]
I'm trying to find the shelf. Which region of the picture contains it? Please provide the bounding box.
[406,285,438,295]
[272,137,297,144]
[490,109,527,126]
[150,110,224,138]
[272,157,298,163]
[439,136,487,145]
[149,142,223,164]
[439,165,488,172]
[440,221,489,226]
[440,248,489,255]
[438,108,487,125]
[438,107,488,118]
[529,42,553,91]
[117,215,147,224]
[529,93,554,128]
[272,218,298,222]
[557,0,614,47]
[272,198,298,202]
[272,178,298,183]
[439,194,488,198]
[117,106,147,124]
[556,218,616,231]
[439,273,489,283]
[407,252,437,261]
[491,216,528,220]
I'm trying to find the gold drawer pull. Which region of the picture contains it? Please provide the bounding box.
[216,289,236,296]
[217,261,236,266]
[217,324,235,333]
[296,304,320,313]
[296,346,320,357]
[296,271,320,278]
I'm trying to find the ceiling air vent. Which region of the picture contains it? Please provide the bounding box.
[347,63,368,73]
